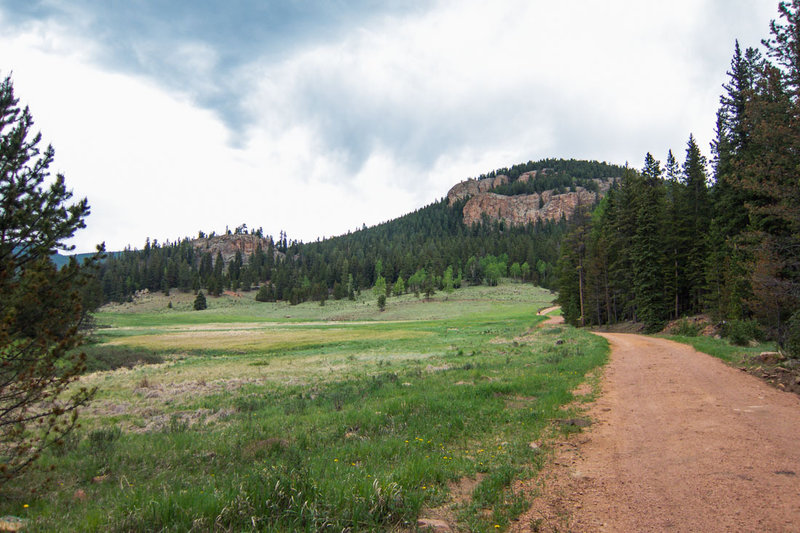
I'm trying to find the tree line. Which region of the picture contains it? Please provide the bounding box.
[557,2,800,357]
[92,194,577,306]
[476,158,625,184]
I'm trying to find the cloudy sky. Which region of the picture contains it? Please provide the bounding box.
[1,1,778,253]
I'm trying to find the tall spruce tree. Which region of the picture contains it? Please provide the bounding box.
[664,150,684,319]
[737,0,800,345]
[633,155,669,330]
[609,168,640,320]
[556,204,592,326]
[679,135,710,313]
[705,43,767,320]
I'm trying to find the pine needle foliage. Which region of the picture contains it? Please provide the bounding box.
[0,75,99,485]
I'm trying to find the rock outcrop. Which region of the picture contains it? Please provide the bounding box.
[192,234,277,264]
[446,171,541,205]
[447,175,510,204]
[448,174,617,227]
[462,189,598,226]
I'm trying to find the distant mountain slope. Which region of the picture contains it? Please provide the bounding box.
[51,251,106,268]
[92,158,623,304]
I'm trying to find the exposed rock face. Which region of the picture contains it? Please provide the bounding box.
[446,171,542,205]
[192,234,275,264]
[462,189,598,226]
[516,170,538,183]
[449,175,618,226]
[447,175,510,205]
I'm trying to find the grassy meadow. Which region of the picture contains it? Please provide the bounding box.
[1,283,608,532]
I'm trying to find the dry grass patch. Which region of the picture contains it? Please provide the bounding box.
[105,326,430,352]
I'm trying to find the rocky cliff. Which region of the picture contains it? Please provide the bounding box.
[446,171,544,205]
[462,189,597,226]
[447,174,511,204]
[192,234,279,264]
[448,174,616,226]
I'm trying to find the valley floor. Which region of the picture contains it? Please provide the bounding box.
[1,283,612,532]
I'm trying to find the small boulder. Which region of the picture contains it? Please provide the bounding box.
[0,516,26,532]
[417,518,452,532]
[758,352,784,364]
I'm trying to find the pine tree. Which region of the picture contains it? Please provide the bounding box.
[704,43,769,320]
[193,290,207,310]
[679,135,711,313]
[764,0,800,100]
[240,268,253,292]
[720,41,762,155]
[584,198,615,325]
[714,44,764,240]
[556,204,592,326]
[641,152,662,181]
[0,75,99,484]
[423,272,436,299]
[632,158,669,330]
[255,283,274,302]
[663,150,684,319]
[607,169,640,320]
[737,1,800,344]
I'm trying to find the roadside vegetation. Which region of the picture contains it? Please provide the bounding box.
[661,321,800,395]
[0,283,608,532]
[664,334,776,365]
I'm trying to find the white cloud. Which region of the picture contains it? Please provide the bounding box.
[0,1,780,253]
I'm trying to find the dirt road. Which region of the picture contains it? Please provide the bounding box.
[536,307,565,326]
[514,333,800,532]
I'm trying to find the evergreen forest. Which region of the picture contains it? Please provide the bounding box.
[557,4,800,357]
[90,159,621,307]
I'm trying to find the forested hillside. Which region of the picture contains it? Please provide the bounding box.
[480,159,625,197]
[557,3,800,356]
[90,159,620,306]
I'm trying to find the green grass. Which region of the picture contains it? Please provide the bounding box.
[96,283,546,328]
[663,334,777,364]
[1,283,607,532]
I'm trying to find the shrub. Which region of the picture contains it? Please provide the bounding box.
[673,317,702,337]
[82,345,164,373]
[52,431,81,457]
[88,426,121,456]
[255,284,272,302]
[722,319,764,346]
[785,311,800,359]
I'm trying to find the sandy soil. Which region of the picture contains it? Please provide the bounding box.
[513,333,800,532]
